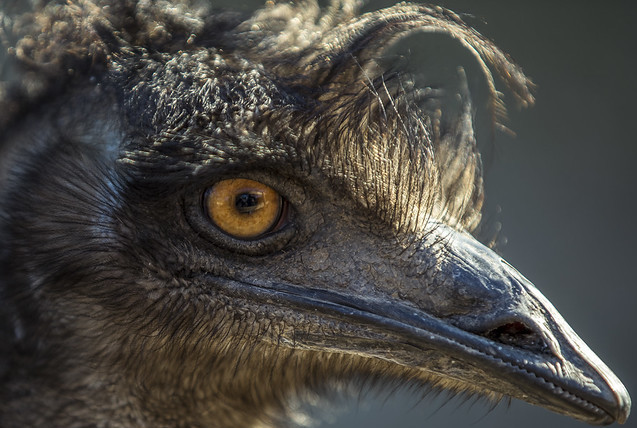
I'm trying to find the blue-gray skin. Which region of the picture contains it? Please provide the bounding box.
[0,1,630,427]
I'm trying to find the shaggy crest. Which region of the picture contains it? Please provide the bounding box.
[0,0,533,235]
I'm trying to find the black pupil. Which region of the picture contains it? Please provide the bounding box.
[235,192,262,213]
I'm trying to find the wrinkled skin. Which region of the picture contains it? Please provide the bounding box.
[0,1,630,427]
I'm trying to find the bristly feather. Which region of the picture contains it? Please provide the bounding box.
[0,0,533,235]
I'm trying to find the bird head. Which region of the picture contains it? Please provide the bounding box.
[0,0,630,426]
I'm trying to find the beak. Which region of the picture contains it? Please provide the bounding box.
[219,224,631,424]
[416,225,632,424]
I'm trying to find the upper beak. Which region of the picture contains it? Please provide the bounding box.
[425,226,632,424]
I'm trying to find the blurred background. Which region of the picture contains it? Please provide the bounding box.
[3,1,635,427]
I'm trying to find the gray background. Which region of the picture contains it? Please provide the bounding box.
[3,1,635,427]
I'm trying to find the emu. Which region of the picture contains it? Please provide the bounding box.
[0,0,631,427]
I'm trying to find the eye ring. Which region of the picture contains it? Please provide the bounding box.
[204,178,287,240]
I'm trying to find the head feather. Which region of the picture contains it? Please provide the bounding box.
[0,0,533,234]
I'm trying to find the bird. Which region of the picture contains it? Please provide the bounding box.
[0,0,631,427]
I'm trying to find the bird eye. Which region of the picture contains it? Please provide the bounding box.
[205,178,286,240]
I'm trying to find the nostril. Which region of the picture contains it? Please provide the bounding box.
[484,321,551,355]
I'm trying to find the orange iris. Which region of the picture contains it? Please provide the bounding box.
[206,178,283,239]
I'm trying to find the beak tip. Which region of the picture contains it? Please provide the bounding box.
[606,368,631,425]
[615,392,631,425]
[597,374,631,425]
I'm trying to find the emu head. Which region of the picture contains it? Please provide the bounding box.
[0,1,631,427]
